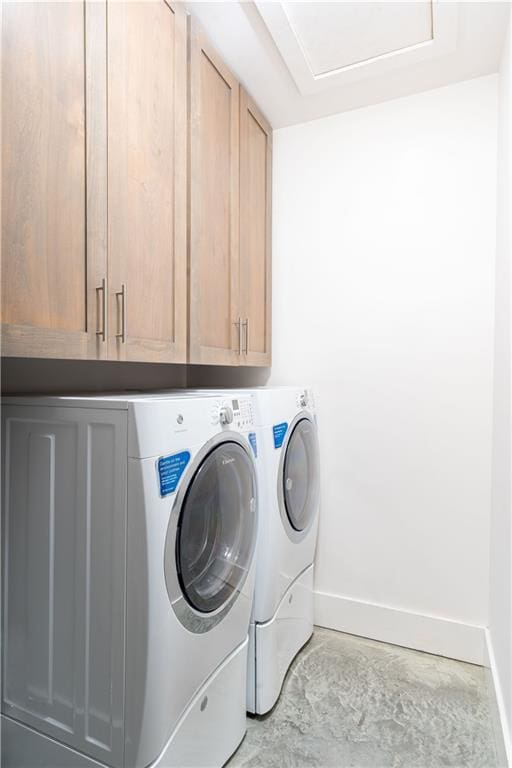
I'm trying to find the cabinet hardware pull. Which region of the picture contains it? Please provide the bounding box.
[116,284,127,343]
[95,278,107,342]
[233,318,242,355]
[243,318,249,354]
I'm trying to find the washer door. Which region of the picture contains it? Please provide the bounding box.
[282,417,320,534]
[175,440,257,616]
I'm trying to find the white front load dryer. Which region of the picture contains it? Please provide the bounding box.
[1,392,259,768]
[189,387,320,715]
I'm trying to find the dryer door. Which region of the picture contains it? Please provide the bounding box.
[166,438,257,631]
[281,416,320,535]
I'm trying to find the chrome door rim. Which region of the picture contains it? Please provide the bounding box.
[164,431,258,634]
[277,411,319,543]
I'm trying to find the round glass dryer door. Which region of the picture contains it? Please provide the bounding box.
[176,441,257,615]
[282,417,320,533]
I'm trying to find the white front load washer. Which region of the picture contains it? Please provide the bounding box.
[190,387,320,715]
[1,392,259,768]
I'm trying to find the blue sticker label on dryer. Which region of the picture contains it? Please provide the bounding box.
[248,432,258,457]
[273,422,288,449]
[157,450,190,497]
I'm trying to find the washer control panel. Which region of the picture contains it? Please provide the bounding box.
[230,397,255,429]
[219,406,233,426]
[210,397,255,430]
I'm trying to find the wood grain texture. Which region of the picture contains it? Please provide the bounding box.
[1,1,107,360]
[107,0,187,363]
[239,89,272,367]
[86,1,108,360]
[188,18,240,366]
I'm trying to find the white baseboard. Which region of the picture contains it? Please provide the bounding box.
[484,628,512,767]
[314,590,485,665]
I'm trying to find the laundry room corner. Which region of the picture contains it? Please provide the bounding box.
[268,74,499,666]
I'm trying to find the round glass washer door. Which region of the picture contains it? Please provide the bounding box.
[281,416,320,535]
[175,440,257,616]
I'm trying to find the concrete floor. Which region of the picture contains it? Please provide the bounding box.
[228,627,498,768]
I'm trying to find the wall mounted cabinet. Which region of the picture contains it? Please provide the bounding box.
[188,26,273,367]
[1,1,107,360]
[1,0,187,364]
[107,0,187,363]
[188,20,241,366]
[239,90,272,367]
[1,3,271,367]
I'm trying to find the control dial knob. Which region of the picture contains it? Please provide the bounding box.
[219,406,233,426]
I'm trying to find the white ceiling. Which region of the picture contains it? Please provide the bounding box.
[184,1,510,128]
[280,1,433,76]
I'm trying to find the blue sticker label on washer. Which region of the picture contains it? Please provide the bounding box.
[273,422,288,449]
[248,432,258,457]
[157,450,190,497]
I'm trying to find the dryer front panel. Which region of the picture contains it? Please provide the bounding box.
[278,414,320,542]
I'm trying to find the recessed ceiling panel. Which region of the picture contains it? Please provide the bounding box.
[254,0,458,96]
[282,1,433,76]
[184,2,509,127]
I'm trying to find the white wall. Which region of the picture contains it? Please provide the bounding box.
[269,75,498,663]
[490,8,512,762]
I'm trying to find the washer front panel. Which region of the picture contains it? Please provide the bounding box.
[164,432,258,633]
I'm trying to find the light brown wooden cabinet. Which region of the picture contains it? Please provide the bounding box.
[107,0,187,363]
[189,23,272,367]
[239,90,272,367]
[188,21,241,366]
[1,1,107,360]
[1,4,271,367]
[2,0,187,364]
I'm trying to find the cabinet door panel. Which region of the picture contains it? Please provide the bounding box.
[107,0,187,363]
[189,21,240,366]
[1,1,107,360]
[239,90,272,366]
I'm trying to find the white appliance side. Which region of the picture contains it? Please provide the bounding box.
[1,716,108,768]
[1,405,127,768]
[125,449,257,768]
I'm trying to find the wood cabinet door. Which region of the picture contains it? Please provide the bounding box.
[189,20,241,366]
[1,1,108,360]
[107,0,187,363]
[239,90,272,367]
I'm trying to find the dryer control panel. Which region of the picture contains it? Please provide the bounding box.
[297,388,315,411]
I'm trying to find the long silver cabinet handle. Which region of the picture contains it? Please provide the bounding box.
[95,278,107,342]
[233,317,242,355]
[243,318,249,355]
[116,284,127,343]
